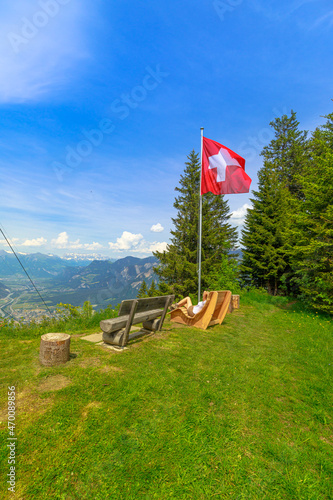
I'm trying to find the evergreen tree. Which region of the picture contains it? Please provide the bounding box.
[290,113,333,313]
[154,150,237,298]
[137,280,148,298]
[148,280,158,297]
[241,112,306,294]
[261,110,308,198]
[241,164,292,294]
[157,280,172,296]
[207,254,241,294]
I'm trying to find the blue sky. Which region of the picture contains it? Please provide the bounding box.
[0,0,332,258]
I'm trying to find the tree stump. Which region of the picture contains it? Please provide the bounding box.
[228,294,240,313]
[39,333,71,367]
[232,295,240,309]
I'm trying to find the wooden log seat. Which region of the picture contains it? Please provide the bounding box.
[39,333,71,366]
[228,294,240,313]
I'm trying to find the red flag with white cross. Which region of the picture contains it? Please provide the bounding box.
[201,137,252,195]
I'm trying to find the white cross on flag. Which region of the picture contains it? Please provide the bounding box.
[201,137,251,195]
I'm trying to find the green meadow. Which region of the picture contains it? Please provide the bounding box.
[1,291,332,499]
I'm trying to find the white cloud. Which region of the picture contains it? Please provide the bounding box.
[51,231,70,248]
[150,223,164,233]
[108,231,143,251]
[145,241,168,253]
[21,236,47,247]
[51,231,102,250]
[126,241,168,254]
[83,242,103,251]
[230,203,252,226]
[108,231,168,255]
[0,237,19,245]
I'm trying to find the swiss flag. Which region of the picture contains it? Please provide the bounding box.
[201,137,252,195]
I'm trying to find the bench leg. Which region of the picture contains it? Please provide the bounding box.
[157,295,173,331]
[103,329,126,346]
[121,300,138,348]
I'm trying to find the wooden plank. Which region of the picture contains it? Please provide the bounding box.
[100,308,165,334]
[128,329,153,341]
[157,294,174,331]
[119,295,173,316]
[121,299,138,347]
[103,326,156,346]
[208,290,231,326]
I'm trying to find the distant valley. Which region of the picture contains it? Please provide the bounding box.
[0,251,158,322]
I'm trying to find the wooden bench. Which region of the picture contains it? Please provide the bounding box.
[100,295,174,347]
[169,290,231,330]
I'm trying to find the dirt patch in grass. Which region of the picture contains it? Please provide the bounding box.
[81,401,102,418]
[79,357,101,368]
[18,387,54,412]
[38,375,71,393]
[0,386,54,430]
[70,401,103,438]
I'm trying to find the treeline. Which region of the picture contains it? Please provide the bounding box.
[241,111,333,314]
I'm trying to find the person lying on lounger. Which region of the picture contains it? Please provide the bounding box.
[172,291,209,317]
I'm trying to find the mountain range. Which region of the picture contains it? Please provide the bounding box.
[0,251,158,312]
[56,255,156,289]
[0,250,90,278]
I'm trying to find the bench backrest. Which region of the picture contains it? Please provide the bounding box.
[119,295,174,317]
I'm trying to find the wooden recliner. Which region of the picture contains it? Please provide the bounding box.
[207,290,232,326]
[169,290,232,330]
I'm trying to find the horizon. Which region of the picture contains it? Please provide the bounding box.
[0,1,332,259]
[0,247,157,261]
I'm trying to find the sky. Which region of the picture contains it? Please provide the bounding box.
[0,0,332,258]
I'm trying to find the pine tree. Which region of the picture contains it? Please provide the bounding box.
[153,150,237,298]
[137,280,148,298]
[241,164,292,294]
[148,280,158,297]
[241,112,306,294]
[290,113,333,313]
[261,110,308,198]
[157,280,172,295]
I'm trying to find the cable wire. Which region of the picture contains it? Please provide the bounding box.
[0,310,20,324]
[0,227,54,318]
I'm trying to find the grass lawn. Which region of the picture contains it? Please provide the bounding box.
[0,291,332,499]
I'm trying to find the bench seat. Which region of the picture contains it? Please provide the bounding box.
[100,308,166,334]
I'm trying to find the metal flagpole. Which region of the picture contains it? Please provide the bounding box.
[198,127,204,303]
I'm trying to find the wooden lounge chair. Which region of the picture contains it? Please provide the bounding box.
[169,290,231,330]
[207,290,232,326]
